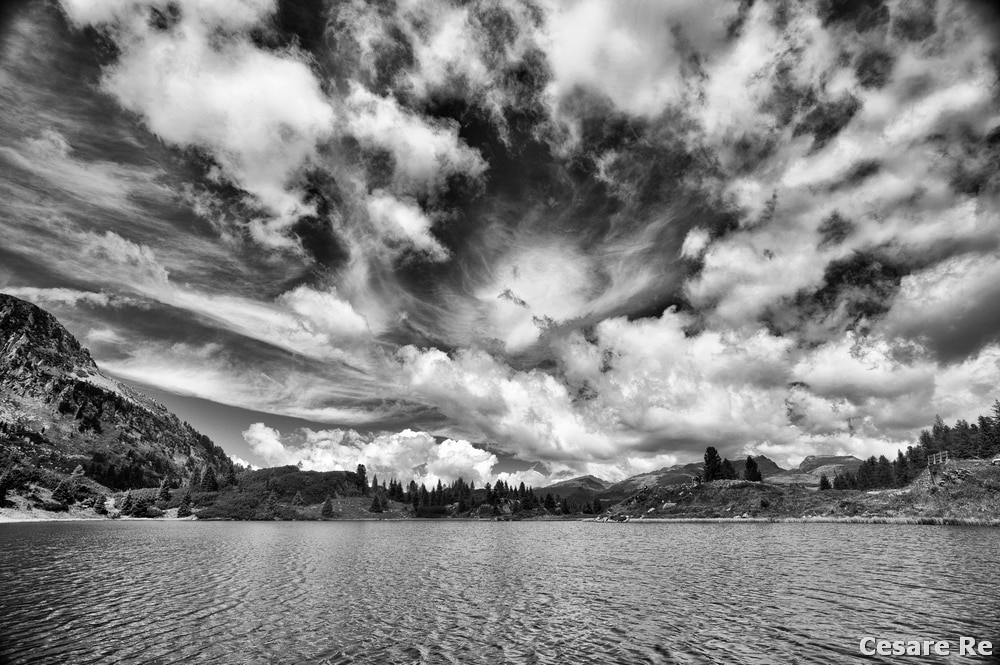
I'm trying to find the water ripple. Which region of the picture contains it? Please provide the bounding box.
[2,522,1000,664]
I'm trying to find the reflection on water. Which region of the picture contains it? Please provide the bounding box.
[1,522,999,664]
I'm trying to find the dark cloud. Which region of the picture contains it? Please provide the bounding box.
[855,47,895,89]
[817,0,889,32]
[794,95,861,151]
[890,0,937,41]
[817,212,855,248]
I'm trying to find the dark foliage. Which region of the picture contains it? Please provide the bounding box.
[51,481,75,505]
[744,456,763,482]
[201,466,218,492]
[236,466,355,504]
[703,447,723,482]
[321,496,335,518]
[177,492,192,518]
[158,478,171,502]
[720,458,738,480]
[356,464,368,496]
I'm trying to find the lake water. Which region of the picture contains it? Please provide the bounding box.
[1,521,998,664]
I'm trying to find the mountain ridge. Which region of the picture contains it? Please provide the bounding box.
[539,455,792,503]
[0,293,234,490]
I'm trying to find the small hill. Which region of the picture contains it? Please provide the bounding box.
[753,455,785,478]
[603,463,702,499]
[598,456,786,500]
[798,455,864,474]
[768,455,863,487]
[540,475,611,493]
[0,294,234,492]
[536,474,614,506]
[601,460,1000,523]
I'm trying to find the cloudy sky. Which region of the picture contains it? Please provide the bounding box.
[2,0,1000,487]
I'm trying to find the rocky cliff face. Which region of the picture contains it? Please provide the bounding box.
[0,294,232,489]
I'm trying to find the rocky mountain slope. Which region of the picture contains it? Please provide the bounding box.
[602,460,1000,523]
[541,455,789,504]
[536,475,613,505]
[0,294,233,489]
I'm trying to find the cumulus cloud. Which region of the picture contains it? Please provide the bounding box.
[345,84,486,194]
[276,284,371,340]
[243,423,499,488]
[395,344,617,463]
[365,192,449,261]
[543,0,739,118]
[61,0,336,244]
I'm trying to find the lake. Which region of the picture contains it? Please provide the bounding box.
[1,521,998,664]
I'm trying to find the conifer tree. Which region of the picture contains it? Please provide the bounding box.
[744,456,762,482]
[292,491,305,506]
[720,458,737,480]
[321,496,334,518]
[592,497,602,514]
[119,490,134,514]
[703,447,723,482]
[544,493,557,511]
[893,451,910,487]
[819,474,832,491]
[201,467,219,492]
[369,494,383,513]
[177,492,192,517]
[356,464,368,495]
[158,478,171,502]
[560,497,570,514]
[52,481,74,505]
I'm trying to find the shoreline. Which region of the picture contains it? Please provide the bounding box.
[593,515,1000,526]
[3,509,997,526]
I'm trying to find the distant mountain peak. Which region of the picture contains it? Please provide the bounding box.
[541,474,612,491]
[798,455,863,474]
[1,294,96,374]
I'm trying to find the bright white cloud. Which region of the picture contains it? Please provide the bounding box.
[365,192,449,261]
[61,0,335,245]
[346,84,486,193]
[542,0,739,118]
[243,423,499,488]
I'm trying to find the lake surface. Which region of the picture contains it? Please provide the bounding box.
[1,521,998,664]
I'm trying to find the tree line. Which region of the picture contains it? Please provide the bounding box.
[359,471,600,517]
[701,399,1000,493]
[702,447,763,482]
